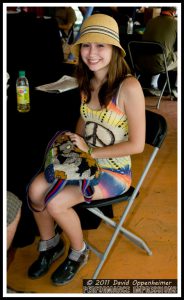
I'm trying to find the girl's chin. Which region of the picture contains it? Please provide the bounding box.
[88,67,99,71]
[88,64,102,71]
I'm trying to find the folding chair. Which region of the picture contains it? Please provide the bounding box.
[127,40,172,109]
[76,109,167,279]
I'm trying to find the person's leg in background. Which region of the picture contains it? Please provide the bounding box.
[7,191,22,257]
[150,74,160,90]
[148,74,162,96]
[7,192,22,293]
[167,52,177,98]
[7,207,21,268]
[7,207,21,251]
[149,52,177,98]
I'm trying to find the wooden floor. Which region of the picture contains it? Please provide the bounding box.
[6,96,178,295]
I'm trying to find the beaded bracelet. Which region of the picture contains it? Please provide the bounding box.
[88,147,93,155]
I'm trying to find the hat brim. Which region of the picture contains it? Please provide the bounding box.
[71,33,126,58]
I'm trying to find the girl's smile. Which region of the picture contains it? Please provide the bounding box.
[80,43,112,72]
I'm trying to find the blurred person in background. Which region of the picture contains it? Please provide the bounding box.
[55,7,77,44]
[142,6,177,97]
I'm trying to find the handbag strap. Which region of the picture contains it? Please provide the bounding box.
[80,179,94,203]
[44,130,68,158]
[44,179,94,206]
[44,179,67,205]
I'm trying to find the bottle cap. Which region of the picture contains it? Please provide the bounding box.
[19,70,25,77]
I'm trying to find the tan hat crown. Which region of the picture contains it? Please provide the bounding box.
[71,14,126,58]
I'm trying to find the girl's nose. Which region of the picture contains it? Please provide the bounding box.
[88,44,97,56]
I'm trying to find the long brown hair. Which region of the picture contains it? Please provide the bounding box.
[75,46,131,106]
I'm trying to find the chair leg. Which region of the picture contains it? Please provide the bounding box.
[157,71,173,109]
[156,80,167,109]
[86,242,103,259]
[88,207,152,254]
[92,220,124,279]
[87,207,152,279]
[166,70,172,97]
[118,226,152,255]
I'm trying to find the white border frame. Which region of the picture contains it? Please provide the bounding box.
[3,2,181,298]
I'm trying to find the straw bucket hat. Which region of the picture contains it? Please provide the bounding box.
[71,14,126,58]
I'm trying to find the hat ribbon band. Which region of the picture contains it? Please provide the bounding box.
[80,25,119,42]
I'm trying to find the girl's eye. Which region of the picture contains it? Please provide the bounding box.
[97,44,105,47]
[81,44,90,48]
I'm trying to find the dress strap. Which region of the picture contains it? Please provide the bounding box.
[115,82,124,108]
[116,74,132,108]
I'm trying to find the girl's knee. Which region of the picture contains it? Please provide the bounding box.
[46,188,83,215]
[46,199,67,215]
[28,185,46,211]
[28,181,40,203]
[28,173,48,206]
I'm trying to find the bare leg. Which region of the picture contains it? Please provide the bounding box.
[28,173,56,240]
[46,185,85,250]
[29,172,104,250]
[28,172,105,282]
[49,184,104,285]
[29,173,86,249]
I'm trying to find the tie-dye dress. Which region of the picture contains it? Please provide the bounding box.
[80,86,132,198]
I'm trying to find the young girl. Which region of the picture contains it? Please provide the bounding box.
[27,14,145,285]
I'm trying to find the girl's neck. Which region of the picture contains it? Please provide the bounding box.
[91,78,103,92]
[93,68,108,84]
[91,74,107,90]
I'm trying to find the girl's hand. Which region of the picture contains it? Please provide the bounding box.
[65,132,89,153]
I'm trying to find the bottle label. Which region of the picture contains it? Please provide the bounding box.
[17,86,30,104]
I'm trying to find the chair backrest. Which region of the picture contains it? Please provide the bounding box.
[127,40,168,75]
[129,40,166,55]
[145,110,167,148]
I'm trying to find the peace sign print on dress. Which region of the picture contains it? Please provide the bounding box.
[85,121,115,147]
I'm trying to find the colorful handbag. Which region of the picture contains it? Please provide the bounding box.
[42,130,101,209]
[28,131,101,212]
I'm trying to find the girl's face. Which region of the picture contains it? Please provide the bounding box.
[80,43,113,73]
